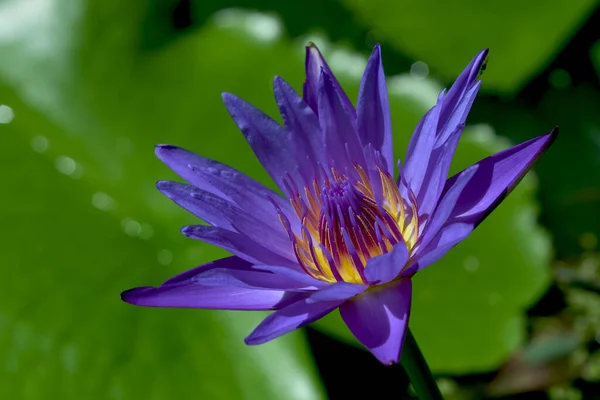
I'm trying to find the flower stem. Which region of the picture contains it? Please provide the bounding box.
[401,328,444,400]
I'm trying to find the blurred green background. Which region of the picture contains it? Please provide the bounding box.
[1,0,600,399]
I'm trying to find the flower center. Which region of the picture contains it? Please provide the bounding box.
[278,166,419,284]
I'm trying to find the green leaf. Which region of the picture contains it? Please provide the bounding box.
[340,0,596,93]
[535,86,600,257]
[0,2,324,399]
[314,77,552,373]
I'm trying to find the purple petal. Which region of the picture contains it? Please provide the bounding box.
[439,49,488,124]
[340,278,412,365]
[364,242,409,284]
[155,144,299,234]
[245,296,344,345]
[158,181,294,260]
[445,129,557,222]
[417,83,481,220]
[121,257,305,310]
[253,264,329,289]
[318,70,365,172]
[404,50,487,220]
[155,145,228,199]
[403,99,442,198]
[307,282,368,303]
[157,180,237,230]
[303,43,355,119]
[357,44,394,173]
[182,225,297,267]
[222,93,298,194]
[189,162,294,234]
[402,223,473,277]
[409,128,558,274]
[273,77,326,183]
[415,164,479,252]
[190,267,318,292]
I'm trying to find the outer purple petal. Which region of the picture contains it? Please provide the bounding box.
[404,50,488,221]
[357,44,393,173]
[157,180,237,230]
[155,144,229,199]
[189,267,318,292]
[121,257,305,310]
[245,296,344,345]
[439,49,488,123]
[307,282,367,303]
[415,164,479,252]
[318,70,365,172]
[408,128,558,275]
[444,129,557,222]
[273,77,326,183]
[157,181,294,260]
[155,145,299,233]
[303,43,355,119]
[253,265,329,289]
[364,242,409,284]
[340,278,412,365]
[222,93,299,195]
[182,225,297,267]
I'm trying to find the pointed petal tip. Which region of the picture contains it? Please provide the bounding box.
[540,126,559,151]
[221,92,242,115]
[155,144,183,162]
[120,286,152,305]
[155,180,171,191]
[244,334,263,346]
[221,92,238,107]
[306,42,325,61]
[180,225,202,238]
[532,126,559,152]
[120,288,133,302]
[244,323,284,345]
[366,43,382,63]
[474,49,489,79]
[155,144,178,151]
[272,76,287,91]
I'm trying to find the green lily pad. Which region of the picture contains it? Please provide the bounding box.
[340,0,596,93]
[536,86,600,257]
[0,127,323,399]
[0,3,325,399]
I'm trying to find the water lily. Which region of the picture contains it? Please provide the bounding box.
[121,43,557,364]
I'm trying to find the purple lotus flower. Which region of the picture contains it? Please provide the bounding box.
[122,44,557,364]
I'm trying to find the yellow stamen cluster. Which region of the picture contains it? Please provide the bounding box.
[281,166,419,284]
